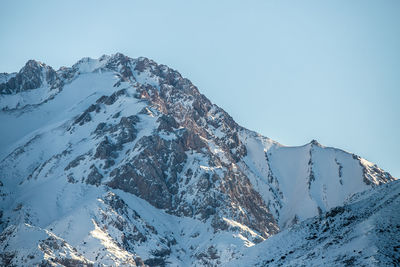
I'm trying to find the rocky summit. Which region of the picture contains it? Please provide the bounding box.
[0,53,398,266]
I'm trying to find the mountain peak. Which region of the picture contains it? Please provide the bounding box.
[0,59,58,95]
[0,53,397,266]
[109,52,130,61]
[23,59,46,69]
[310,139,321,146]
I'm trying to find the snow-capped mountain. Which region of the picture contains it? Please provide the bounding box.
[0,53,397,266]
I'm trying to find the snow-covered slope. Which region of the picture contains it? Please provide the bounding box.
[230,179,400,266]
[0,53,397,266]
[240,134,393,229]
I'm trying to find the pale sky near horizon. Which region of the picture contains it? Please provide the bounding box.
[0,0,399,177]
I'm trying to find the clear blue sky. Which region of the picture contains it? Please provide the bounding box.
[0,0,399,177]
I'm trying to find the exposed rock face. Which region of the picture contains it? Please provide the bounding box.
[86,165,103,186]
[0,53,396,266]
[83,60,280,236]
[0,60,60,94]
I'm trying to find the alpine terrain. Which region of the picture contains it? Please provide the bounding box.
[0,53,398,266]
